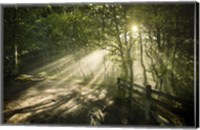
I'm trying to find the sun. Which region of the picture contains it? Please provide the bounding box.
[132,25,138,33]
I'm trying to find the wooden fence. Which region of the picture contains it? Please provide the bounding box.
[116,78,194,125]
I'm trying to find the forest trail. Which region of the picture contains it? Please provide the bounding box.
[4,75,155,125]
[3,49,152,125]
[3,75,116,125]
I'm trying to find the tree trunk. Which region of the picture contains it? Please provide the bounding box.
[14,43,18,74]
[139,29,147,85]
[13,7,19,75]
[103,55,107,81]
[112,6,128,78]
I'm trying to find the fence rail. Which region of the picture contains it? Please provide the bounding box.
[116,77,193,125]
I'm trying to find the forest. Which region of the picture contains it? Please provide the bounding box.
[3,3,197,126]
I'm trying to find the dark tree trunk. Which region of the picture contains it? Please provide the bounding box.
[12,7,19,75]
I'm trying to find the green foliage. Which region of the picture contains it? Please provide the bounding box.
[3,4,195,103]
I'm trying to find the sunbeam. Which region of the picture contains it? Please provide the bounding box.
[46,50,106,79]
[30,55,74,74]
[7,49,112,107]
[50,50,108,84]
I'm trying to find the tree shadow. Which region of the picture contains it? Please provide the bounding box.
[4,77,45,104]
[3,90,80,124]
[4,64,161,126]
[4,77,125,125]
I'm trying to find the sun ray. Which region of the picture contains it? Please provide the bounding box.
[49,50,107,83]
[30,55,74,74]
[47,50,105,79]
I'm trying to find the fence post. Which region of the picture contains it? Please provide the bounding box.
[145,85,152,121]
[128,83,132,104]
[128,83,133,119]
[117,78,121,97]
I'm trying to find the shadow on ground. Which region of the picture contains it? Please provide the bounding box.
[3,84,159,126]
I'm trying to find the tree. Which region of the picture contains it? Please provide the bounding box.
[130,4,195,125]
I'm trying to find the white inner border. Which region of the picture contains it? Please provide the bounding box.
[0,0,197,4]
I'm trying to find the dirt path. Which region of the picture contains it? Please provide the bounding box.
[3,75,161,126]
[3,75,117,125]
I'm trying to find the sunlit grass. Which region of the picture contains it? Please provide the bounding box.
[7,112,32,124]
[16,74,34,80]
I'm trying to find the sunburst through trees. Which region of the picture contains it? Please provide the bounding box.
[3,3,196,126]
